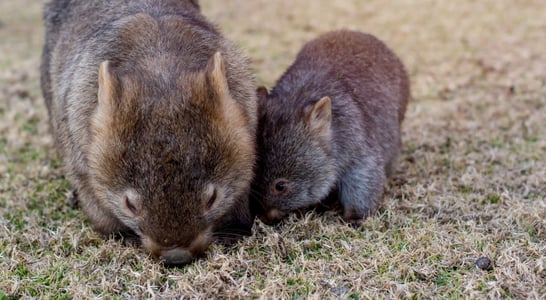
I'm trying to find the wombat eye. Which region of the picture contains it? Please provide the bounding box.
[206,188,218,209]
[275,182,286,191]
[125,196,139,215]
[272,179,290,195]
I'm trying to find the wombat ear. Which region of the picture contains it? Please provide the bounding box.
[189,0,200,9]
[94,60,120,134]
[257,86,269,102]
[306,96,332,133]
[97,60,118,108]
[205,52,230,98]
[256,86,268,116]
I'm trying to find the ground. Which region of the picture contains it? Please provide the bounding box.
[0,0,545,298]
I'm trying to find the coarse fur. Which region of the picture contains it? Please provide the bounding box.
[40,0,257,265]
[253,30,409,226]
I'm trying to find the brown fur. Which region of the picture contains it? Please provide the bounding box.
[253,30,410,226]
[41,0,257,265]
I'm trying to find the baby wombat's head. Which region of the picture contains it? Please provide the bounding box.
[87,52,255,265]
[253,87,337,225]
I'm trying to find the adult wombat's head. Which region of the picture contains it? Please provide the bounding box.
[87,52,255,265]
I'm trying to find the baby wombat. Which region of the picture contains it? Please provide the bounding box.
[41,0,257,265]
[253,30,409,226]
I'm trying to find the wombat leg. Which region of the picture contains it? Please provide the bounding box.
[384,155,398,178]
[338,164,386,227]
[212,198,254,246]
[77,195,132,236]
[65,187,133,234]
[65,188,79,209]
[384,139,401,178]
[113,230,141,247]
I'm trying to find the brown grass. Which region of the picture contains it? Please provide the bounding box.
[1,0,545,298]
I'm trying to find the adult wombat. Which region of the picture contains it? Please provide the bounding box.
[41,0,257,265]
[253,30,409,226]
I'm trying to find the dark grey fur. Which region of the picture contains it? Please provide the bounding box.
[254,30,409,225]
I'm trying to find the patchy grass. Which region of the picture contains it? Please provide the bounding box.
[1,0,545,298]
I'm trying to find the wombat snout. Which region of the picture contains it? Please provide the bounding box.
[160,248,194,266]
[258,208,287,225]
[141,230,212,266]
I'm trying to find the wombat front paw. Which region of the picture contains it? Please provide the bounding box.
[66,189,79,209]
[343,210,364,228]
[342,206,374,228]
[345,217,364,228]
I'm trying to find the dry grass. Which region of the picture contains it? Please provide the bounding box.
[1,0,545,298]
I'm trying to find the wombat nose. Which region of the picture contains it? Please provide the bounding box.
[160,248,194,266]
[258,208,285,225]
[258,214,276,225]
